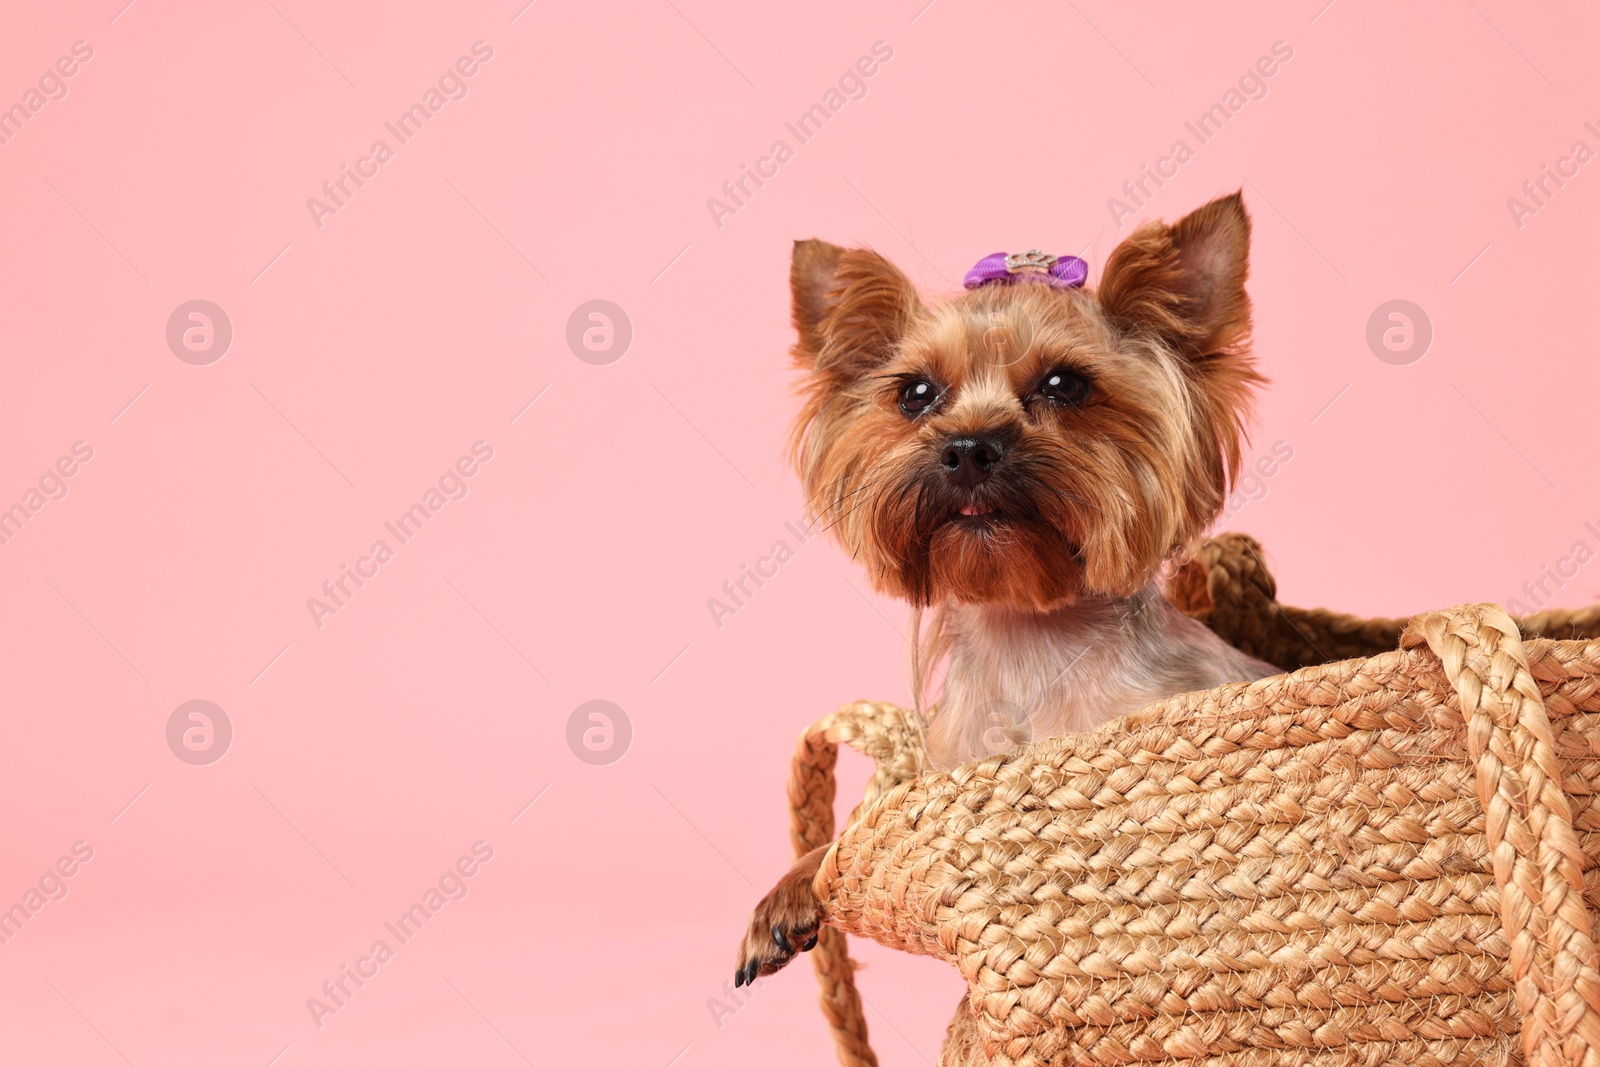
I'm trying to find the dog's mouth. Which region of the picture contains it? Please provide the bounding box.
[950,501,1004,527]
[887,477,1088,607]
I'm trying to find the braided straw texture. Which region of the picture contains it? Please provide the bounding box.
[788,699,928,1067]
[789,534,1600,1067]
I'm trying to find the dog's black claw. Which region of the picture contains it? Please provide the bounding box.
[772,924,787,950]
[745,960,760,986]
[802,932,818,951]
[734,967,745,988]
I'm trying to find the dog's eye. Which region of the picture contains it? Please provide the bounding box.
[1038,369,1090,407]
[898,379,939,416]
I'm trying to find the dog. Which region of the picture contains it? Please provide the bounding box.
[734,192,1282,987]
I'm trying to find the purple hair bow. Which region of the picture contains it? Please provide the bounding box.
[963,250,1087,290]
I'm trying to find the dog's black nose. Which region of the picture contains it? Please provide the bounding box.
[940,437,1003,487]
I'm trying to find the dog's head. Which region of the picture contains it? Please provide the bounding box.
[789,192,1264,611]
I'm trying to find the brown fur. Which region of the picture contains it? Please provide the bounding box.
[792,192,1264,609]
[736,193,1280,986]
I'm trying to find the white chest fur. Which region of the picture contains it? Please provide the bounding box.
[924,585,1279,769]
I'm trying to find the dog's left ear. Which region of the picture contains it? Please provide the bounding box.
[1097,191,1252,360]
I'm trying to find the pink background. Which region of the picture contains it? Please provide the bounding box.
[2,1,1597,1064]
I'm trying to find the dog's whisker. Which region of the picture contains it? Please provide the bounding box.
[812,475,893,533]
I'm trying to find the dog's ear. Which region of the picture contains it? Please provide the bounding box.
[1098,193,1263,507]
[1097,192,1252,360]
[791,239,845,355]
[791,240,922,380]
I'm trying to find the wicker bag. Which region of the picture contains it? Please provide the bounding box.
[784,535,1600,1067]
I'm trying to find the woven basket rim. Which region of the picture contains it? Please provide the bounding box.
[778,533,1600,1067]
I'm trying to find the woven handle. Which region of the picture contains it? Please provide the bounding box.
[1403,604,1600,1067]
[788,701,928,1067]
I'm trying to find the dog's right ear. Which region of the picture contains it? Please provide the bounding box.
[790,239,846,356]
[790,240,922,379]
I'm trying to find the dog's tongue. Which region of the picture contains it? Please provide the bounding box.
[959,503,996,516]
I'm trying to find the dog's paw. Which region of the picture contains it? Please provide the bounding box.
[733,862,823,987]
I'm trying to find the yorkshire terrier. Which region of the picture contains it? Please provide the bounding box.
[734,192,1282,986]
